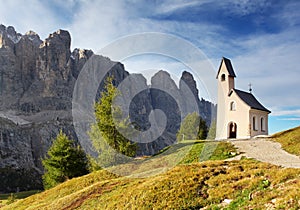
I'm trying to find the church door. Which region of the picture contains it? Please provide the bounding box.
[229,122,237,138]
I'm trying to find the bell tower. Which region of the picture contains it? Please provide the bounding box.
[216,57,236,140]
[216,57,236,95]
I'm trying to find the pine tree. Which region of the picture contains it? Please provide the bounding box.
[207,119,216,139]
[177,112,208,141]
[42,130,89,189]
[197,117,208,140]
[89,77,137,167]
[177,112,200,141]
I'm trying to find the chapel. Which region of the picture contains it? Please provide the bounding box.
[215,57,271,140]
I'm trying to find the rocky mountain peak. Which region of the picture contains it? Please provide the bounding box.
[0,25,21,40]
[25,30,37,36]
[71,48,94,60]
[41,29,71,49]
[180,71,199,98]
[0,24,22,48]
[69,48,94,78]
[0,24,5,31]
[37,29,71,77]
[0,25,42,49]
[151,70,178,91]
[24,30,42,46]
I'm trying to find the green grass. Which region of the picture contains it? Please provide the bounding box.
[179,141,236,164]
[3,131,300,209]
[0,190,40,200]
[271,126,300,156]
[111,140,237,178]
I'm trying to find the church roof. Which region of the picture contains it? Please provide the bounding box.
[233,89,271,113]
[216,57,236,78]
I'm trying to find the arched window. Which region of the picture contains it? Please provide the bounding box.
[261,117,265,131]
[221,74,226,81]
[230,101,236,111]
[253,116,257,131]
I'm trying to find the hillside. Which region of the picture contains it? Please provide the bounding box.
[272,126,300,156]
[2,136,300,209]
[2,160,300,210]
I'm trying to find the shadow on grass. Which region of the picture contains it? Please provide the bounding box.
[0,190,40,200]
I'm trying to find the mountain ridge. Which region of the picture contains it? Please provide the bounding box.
[0,24,214,193]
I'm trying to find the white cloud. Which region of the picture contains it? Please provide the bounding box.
[0,0,299,114]
[156,0,208,14]
[271,109,300,117]
[280,118,300,121]
[66,0,299,111]
[231,31,300,108]
[275,1,300,27]
[67,0,224,52]
[0,0,66,39]
[156,0,271,17]
[68,0,147,50]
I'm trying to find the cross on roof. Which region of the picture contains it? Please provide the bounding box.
[248,83,252,93]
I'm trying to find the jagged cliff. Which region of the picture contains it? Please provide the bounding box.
[0,25,126,192]
[0,24,214,192]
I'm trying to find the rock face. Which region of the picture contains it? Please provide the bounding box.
[117,70,215,155]
[0,25,127,192]
[0,24,214,192]
[180,71,214,126]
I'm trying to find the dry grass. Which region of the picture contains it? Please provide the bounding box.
[272,126,300,156]
[3,159,300,210]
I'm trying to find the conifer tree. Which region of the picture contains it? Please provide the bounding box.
[42,130,89,189]
[207,119,216,139]
[198,117,208,140]
[177,112,208,141]
[89,77,137,167]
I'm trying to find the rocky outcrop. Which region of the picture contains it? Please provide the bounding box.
[180,71,215,125]
[0,24,214,192]
[0,114,76,192]
[0,25,128,192]
[117,70,214,155]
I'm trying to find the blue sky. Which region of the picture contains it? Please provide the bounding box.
[0,0,299,134]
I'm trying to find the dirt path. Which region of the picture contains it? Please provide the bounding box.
[227,138,300,168]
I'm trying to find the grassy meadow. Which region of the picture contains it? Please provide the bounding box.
[1,127,300,209]
[272,126,300,155]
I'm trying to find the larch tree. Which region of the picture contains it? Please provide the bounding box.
[89,77,137,168]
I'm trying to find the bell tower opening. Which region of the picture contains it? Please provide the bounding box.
[221,74,226,81]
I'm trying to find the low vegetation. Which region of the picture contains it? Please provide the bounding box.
[3,159,300,210]
[179,141,236,164]
[1,140,233,208]
[0,191,39,207]
[272,126,300,156]
[3,126,300,209]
